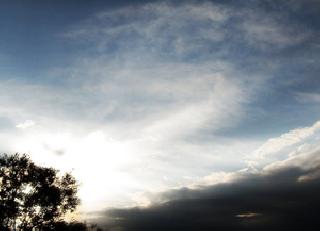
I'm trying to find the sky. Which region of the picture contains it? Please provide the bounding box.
[1,0,320,229]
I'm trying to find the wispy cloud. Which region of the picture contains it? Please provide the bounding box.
[240,13,309,49]
[63,2,229,57]
[64,1,313,59]
[251,120,320,161]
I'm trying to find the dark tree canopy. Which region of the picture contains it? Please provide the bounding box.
[0,153,80,230]
[43,221,87,231]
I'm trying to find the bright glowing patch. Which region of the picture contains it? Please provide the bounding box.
[236,212,261,219]
[16,120,36,129]
[15,130,139,211]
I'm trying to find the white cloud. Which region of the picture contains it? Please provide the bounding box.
[175,118,320,201]
[141,74,248,140]
[16,120,36,129]
[262,142,320,176]
[251,120,320,161]
[0,62,257,211]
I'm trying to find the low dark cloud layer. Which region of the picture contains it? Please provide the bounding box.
[98,165,320,231]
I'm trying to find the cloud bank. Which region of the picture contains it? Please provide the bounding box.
[97,143,320,231]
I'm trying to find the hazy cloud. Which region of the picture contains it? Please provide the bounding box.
[16,120,36,129]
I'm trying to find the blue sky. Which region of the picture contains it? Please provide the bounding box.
[1,0,320,215]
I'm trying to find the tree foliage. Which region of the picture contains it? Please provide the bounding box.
[0,153,80,230]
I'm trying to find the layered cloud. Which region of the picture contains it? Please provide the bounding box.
[97,141,320,230]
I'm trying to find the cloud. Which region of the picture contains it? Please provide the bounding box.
[240,13,309,49]
[263,142,320,173]
[63,0,313,60]
[0,47,258,213]
[16,120,36,129]
[63,2,229,57]
[251,120,320,161]
[90,125,320,230]
[97,162,320,231]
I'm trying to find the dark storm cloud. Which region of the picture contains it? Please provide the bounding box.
[97,165,320,231]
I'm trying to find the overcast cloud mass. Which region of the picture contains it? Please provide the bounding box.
[0,0,320,229]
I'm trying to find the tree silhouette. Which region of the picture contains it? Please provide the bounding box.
[0,153,80,230]
[43,221,87,231]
